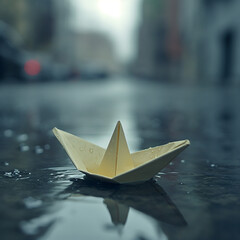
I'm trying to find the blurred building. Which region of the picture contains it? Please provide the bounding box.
[0,0,118,80]
[63,31,118,73]
[132,0,182,81]
[0,0,55,50]
[133,0,240,84]
[53,1,119,75]
[180,0,240,84]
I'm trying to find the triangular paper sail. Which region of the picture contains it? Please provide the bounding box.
[53,121,190,184]
[98,122,134,177]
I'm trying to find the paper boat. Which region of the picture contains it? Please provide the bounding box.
[53,121,190,184]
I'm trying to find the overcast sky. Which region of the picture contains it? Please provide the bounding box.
[69,0,142,62]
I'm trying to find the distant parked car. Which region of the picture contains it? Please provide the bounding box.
[79,64,109,80]
[22,55,71,82]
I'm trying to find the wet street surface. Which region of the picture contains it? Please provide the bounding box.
[0,78,240,240]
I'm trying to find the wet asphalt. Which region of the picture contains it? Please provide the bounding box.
[0,77,240,240]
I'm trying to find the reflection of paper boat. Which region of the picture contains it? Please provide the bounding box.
[53,121,190,184]
[64,179,187,227]
[103,199,129,226]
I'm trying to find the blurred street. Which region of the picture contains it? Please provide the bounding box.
[0,78,240,240]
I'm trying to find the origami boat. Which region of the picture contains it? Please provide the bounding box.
[53,121,190,184]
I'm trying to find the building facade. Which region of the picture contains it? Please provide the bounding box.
[133,0,240,84]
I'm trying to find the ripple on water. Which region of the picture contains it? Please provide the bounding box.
[46,166,85,181]
[20,214,55,236]
[3,169,31,179]
[23,197,43,209]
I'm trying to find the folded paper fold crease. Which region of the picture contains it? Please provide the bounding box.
[53,121,190,184]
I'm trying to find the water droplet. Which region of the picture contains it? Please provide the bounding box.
[187,191,190,194]
[3,169,30,179]
[17,134,28,142]
[4,162,9,166]
[19,144,30,152]
[4,129,13,137]
[181,159,185,163]
[44,144,50,150]
[4,172,13,177]
[210,164,215,167]
[14,169,20,174]
[4,169,21,177]
[169,162,174,166]
[179,182,184,185]
[34,146,43,154]
[89,148,93,153]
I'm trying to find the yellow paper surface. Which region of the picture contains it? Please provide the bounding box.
[53,122,190,184]
[98,122,134,177]
[52,128,105,172]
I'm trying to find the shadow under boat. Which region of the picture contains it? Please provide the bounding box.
[61,178,187,227]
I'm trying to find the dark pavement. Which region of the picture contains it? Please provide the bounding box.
[0,78,240,240]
